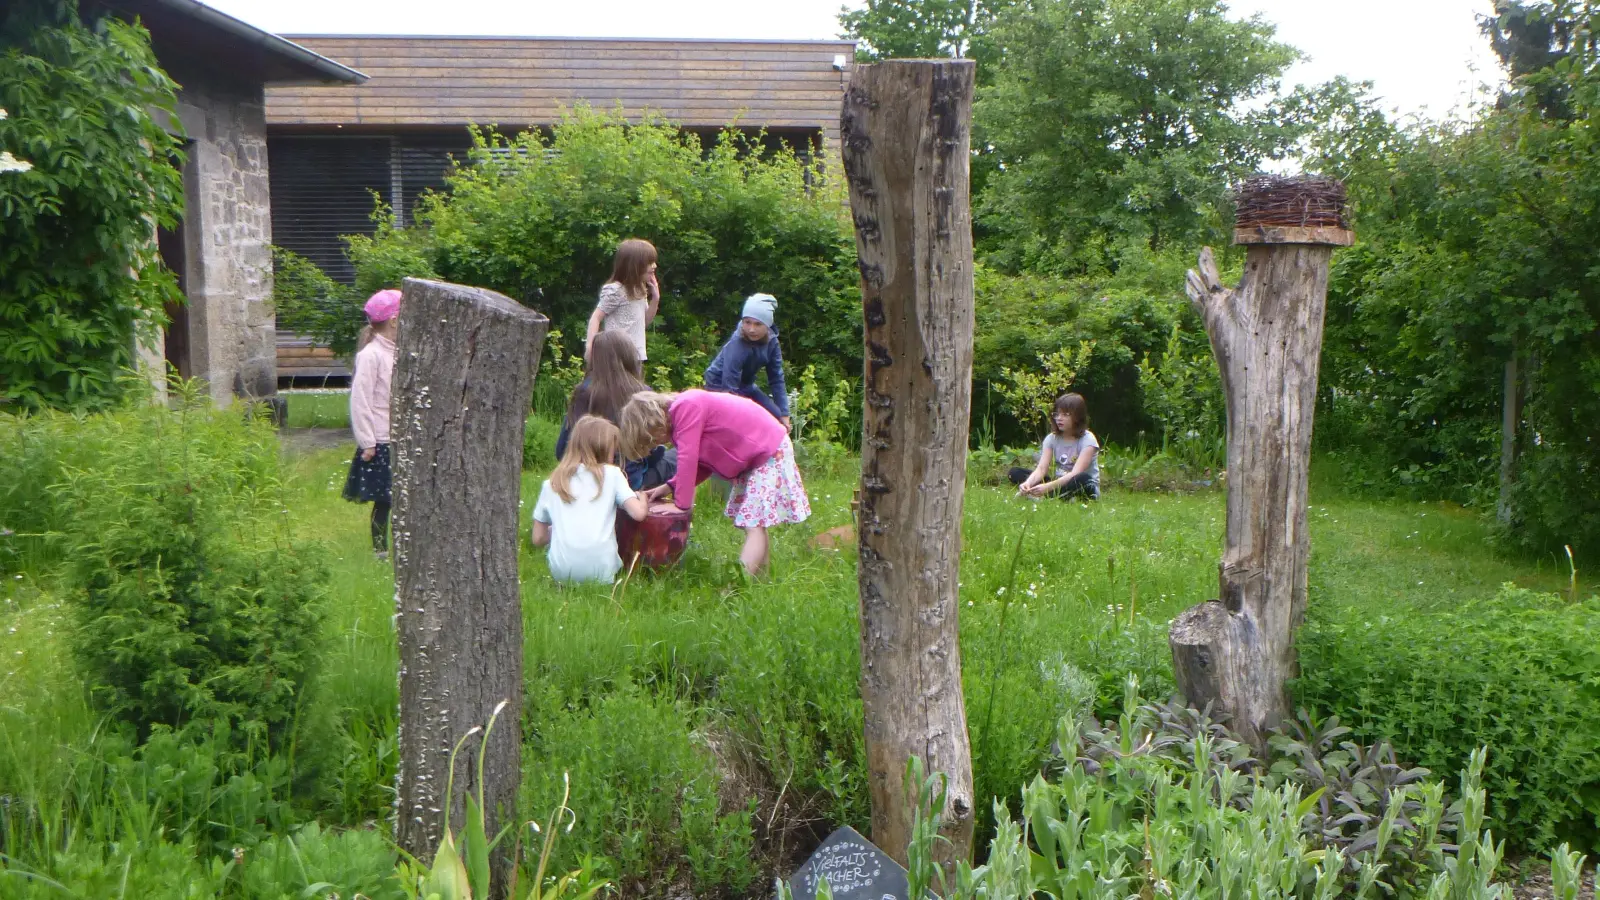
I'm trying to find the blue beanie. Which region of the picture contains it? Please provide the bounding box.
[741,293,776,328]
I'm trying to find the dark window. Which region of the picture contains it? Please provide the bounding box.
[268,136,392,284]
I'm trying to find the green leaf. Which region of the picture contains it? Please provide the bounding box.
[425,830,473,900]
[463,793,491,900]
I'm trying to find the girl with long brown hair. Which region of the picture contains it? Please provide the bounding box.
[554,330,675,489]
[1010,392,1101,501]
[532,415,649,583]
[585,238,660,362]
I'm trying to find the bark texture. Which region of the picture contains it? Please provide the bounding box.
[841,58,978,869]
[391,278,548,882]
[1170,244,1335,750]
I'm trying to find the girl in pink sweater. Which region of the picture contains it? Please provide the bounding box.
[621,389,810,575]
[343,289,400,559]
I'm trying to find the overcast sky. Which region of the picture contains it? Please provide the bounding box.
[207,0,1505,122]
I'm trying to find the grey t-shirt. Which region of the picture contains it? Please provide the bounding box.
[1041,430,1100,488]
[597,281,649,361]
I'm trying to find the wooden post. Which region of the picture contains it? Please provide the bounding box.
[841,58,978,869]
[1169,188,1353,751]
[391,278,548,882]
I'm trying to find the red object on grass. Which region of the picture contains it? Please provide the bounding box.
[616,506,691,569]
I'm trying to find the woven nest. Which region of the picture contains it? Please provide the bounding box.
[1232,175,1348,230]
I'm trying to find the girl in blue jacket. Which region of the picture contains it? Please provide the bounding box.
[703,293,791,430]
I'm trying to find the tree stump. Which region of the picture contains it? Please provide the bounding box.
[1170,192,1351,750]
[841,58,978,869]
[391,278,548,881]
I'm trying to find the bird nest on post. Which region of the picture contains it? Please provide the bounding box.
[1231,175,1353,246]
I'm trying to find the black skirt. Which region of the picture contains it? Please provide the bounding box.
[343,443,392,504]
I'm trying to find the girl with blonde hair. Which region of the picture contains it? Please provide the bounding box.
[621,388,810,576]
[532,415,649,583]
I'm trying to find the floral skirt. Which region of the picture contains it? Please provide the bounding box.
[725,437,810,529]
[342,443,392,505]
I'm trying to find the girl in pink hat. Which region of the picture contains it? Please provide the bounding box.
[343,289,401,559]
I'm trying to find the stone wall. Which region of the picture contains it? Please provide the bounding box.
[167,63,277,406]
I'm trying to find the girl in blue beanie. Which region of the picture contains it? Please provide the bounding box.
[702,292,791,430]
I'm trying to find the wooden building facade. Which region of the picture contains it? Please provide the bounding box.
[263,35,855,383]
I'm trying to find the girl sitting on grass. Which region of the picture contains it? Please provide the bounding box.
[621,389,810,576]
[1010,392,1100,501]
[702,292,790,429]
[532,415,649,584]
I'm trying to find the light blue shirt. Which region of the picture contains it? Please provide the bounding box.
[532,464,634,583]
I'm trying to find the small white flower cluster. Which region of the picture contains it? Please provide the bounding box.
[0,109,32,174]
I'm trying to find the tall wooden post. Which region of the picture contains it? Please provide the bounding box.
[392,278,548,881]
[841,58,978,869]
[1169,179,1352,750]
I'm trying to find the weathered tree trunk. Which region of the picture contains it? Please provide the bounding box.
[1170,231,1347,750]
[841,58,978,870]
[391,278,548,886]
[1498,350,1520,525]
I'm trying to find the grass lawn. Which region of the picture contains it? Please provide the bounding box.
[283,388,352,429]
[0,427,1582,897]
[283,437,1572,889]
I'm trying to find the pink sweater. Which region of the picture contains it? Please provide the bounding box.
[349,334,395,449]
[668,389,786,511]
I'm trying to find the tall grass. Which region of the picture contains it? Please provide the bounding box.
[1,408,1583,896]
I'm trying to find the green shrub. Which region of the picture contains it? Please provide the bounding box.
[241,823,403,900]
[524,412,563,470]
[522,682,760,895]
[972,256,1198,449]
[950,716,1511,900]
[1136,319,1225,471]
[352,106,862,393]
[1295,584,1600,853]
[47,390,328,748]
[0,405,82,572]
[0,4,185,409]
[891,680,1516,900]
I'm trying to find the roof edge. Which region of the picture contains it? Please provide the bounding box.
[283,33,857,47]
[146,0,367,84]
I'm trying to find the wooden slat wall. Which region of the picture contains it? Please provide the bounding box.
[266,36,853,144]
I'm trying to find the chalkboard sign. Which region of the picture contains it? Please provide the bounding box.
[786,825,913,900]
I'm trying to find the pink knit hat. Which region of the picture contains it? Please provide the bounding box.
[364,289,402,322]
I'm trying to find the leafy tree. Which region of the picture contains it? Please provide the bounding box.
[0,109,28,172]
[973,0,1303,274]
[1481,0,1584,115]
[839,0,1016,73]
[1317,5,1600,556]
[0,1,185,409]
